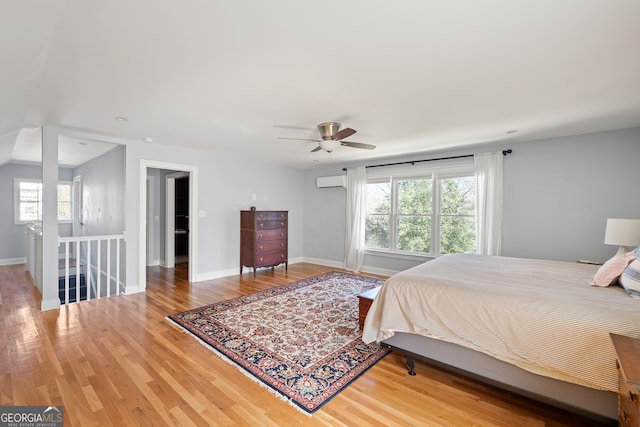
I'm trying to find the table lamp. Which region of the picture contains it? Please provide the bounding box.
[604,218,640,255]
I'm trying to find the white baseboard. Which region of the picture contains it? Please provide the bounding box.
[41,298,61,311]
[195,257,305,282]
[196,267,241,282]
[0,257,27,266]
[194,257,397,282]
[359,265,397,277]
[123,283,145,295]
[301,257,344,270]
[300,257,397,277]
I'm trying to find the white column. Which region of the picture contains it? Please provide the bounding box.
[41,127,61,311]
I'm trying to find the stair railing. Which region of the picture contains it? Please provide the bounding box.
[58,233,126,304]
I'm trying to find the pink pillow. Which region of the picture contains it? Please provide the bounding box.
[590,251,636,287]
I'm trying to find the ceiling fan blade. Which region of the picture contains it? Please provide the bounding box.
[311,145,322,152]
[332,127,356,141]
[341,141,376,150]
[278,137,322,142]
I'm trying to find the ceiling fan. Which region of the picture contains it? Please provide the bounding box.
[279,122,376,153]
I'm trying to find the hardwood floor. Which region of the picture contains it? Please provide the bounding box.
[0,262,611,426]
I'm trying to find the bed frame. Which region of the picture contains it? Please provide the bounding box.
[382,332,617,424]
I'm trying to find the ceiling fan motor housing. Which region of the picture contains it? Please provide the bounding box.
[317,122,341,140]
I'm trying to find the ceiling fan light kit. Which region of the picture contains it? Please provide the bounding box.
[319,139,341,152]
[279,121,376,153]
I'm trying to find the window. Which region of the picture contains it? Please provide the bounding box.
[365,166,476,257]
[14,178,72,224]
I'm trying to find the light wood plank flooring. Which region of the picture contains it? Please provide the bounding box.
[0,262,610,426]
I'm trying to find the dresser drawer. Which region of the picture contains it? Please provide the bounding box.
[256,229,287,241]
[256,220,287,230]
[256,211,287,221]
[256,241,287,253]
[256,251,287,267]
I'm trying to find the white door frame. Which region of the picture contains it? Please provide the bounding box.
[139,160,198,288]
[146,175,156,266]
[165,171,189,268]
[72,175,83,260]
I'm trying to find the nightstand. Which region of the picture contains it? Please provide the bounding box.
[357,286,381,330]
[610,333,640,426]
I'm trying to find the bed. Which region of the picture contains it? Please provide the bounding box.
[362,254,640,422]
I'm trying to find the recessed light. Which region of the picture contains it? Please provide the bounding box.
[506,129,518,134]
[115,116,128,122]
[143,137,153,143]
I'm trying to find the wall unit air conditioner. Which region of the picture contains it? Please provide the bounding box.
[316,175,347,188]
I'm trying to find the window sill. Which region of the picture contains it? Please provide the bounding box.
[15,220,73,226]
[364,249,435,262]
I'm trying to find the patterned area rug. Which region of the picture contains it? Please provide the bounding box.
[167,271,389,414]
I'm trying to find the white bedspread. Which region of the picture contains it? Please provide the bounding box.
[362,254,640,392]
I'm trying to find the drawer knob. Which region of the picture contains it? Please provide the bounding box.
[280,243,284,247]
[258,234,263,238]
[259,257,263,262]
[259,245,263,250]
[280,232,285,237]
[630,391,637,402]
[260,223,264,228]
[281,254,285,259]
[280,222,285,227]
[621,411,630,422]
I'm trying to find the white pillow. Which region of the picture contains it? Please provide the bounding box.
[619,247,640,298]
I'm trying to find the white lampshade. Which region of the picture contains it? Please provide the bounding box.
[604,218,640,255]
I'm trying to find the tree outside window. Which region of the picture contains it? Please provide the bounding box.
[364,170,476,256]
[365,181,391,249]
[439,176,476,254]
[397,178,432,253]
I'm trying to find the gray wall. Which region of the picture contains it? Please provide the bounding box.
[123,137,306,287]
[501,127,640,262]
[303,127,640,273]
[0,163,73,261]
[72,145,126,236]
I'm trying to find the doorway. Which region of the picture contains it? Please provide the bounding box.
[165,171,190,268]
[139,160,198,289]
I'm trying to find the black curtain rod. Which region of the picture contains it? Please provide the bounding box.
[342,149,512,172]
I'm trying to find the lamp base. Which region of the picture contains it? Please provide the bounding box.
[615,245,634,256]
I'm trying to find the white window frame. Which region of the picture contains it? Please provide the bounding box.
[14,178,73,225]
[364,161,476,258]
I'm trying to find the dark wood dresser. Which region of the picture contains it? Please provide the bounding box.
[240,210,288,276]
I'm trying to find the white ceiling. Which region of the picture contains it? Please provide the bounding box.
[1,0,639,169]
[1,127,118,167]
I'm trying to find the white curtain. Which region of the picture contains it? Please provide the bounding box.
[344,166,367,272]
[475,152,503,256]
